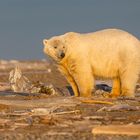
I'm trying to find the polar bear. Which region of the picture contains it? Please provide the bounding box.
[43,29,140,97]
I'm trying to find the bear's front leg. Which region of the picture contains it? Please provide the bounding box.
[110,77,121,98]
[73,66,94,97]
[58,65,80,96]
[66,75,80,96]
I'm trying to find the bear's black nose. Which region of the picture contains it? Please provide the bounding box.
[60,52,65,58]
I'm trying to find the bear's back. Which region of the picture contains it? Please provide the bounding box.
[73,28,140,55]
[66,29,140,78]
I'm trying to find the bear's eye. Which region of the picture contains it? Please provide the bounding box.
[63,46,65,49]
[54,46,57,49]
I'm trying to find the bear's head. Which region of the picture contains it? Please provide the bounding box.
[43,36,67,62]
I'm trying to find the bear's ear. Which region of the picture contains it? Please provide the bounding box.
[43,39,48,45]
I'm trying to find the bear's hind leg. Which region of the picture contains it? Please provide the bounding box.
[120,68,139,97]
[110,77,121,98]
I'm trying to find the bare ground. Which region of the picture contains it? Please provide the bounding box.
[0,60,140,140]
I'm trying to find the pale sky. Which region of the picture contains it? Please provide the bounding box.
[0,0,140,60]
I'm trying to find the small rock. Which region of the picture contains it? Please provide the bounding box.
[47,68,51,73]
[96,84,112,92]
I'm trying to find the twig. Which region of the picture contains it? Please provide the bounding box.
[54,110,81,115]
[81,99,114,105]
